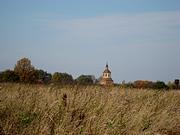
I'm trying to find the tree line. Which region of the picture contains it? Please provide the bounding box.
[119,80,179,90]
[0,57,179,89]
[0,58,94,85]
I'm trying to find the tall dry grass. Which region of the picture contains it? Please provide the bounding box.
[0,83,180,135]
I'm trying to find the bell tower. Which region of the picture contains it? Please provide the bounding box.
[100,63,113,85]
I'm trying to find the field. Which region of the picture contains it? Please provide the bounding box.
[0,83,180,135]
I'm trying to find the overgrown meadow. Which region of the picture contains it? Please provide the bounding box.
[0,83,180,135]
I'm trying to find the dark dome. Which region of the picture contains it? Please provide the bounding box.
[103,69,111,73]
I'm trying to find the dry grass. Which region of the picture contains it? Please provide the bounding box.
[0,83,180,135]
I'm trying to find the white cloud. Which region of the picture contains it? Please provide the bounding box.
[46,11,180,46]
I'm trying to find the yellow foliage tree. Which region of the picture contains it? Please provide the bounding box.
[14,58,37,83]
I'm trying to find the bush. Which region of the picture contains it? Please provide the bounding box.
[120,81,134,88]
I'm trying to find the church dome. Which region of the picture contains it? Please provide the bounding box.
[103,68,111,73]
[103,63,111,73]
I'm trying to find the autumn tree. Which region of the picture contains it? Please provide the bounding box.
[133,80,154,89]
[14,58,38,83]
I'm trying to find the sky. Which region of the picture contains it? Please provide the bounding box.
[0,0,180,83]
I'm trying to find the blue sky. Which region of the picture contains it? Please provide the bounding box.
[0,0,180,83]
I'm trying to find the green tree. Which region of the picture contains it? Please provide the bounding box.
[52,72,73,85]
[0,72,3,82]
[37,69,46,80]
[0,70,19,82]
[167,81,176,89]
[75,75,93,85]
[44,73,52,84]
[154,81,167,89]
[59,73,73,85]
[36,69,51,83]
[14,58,37,83]
[52,72,61,83]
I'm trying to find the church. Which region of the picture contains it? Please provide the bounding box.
[100,63,114,85]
